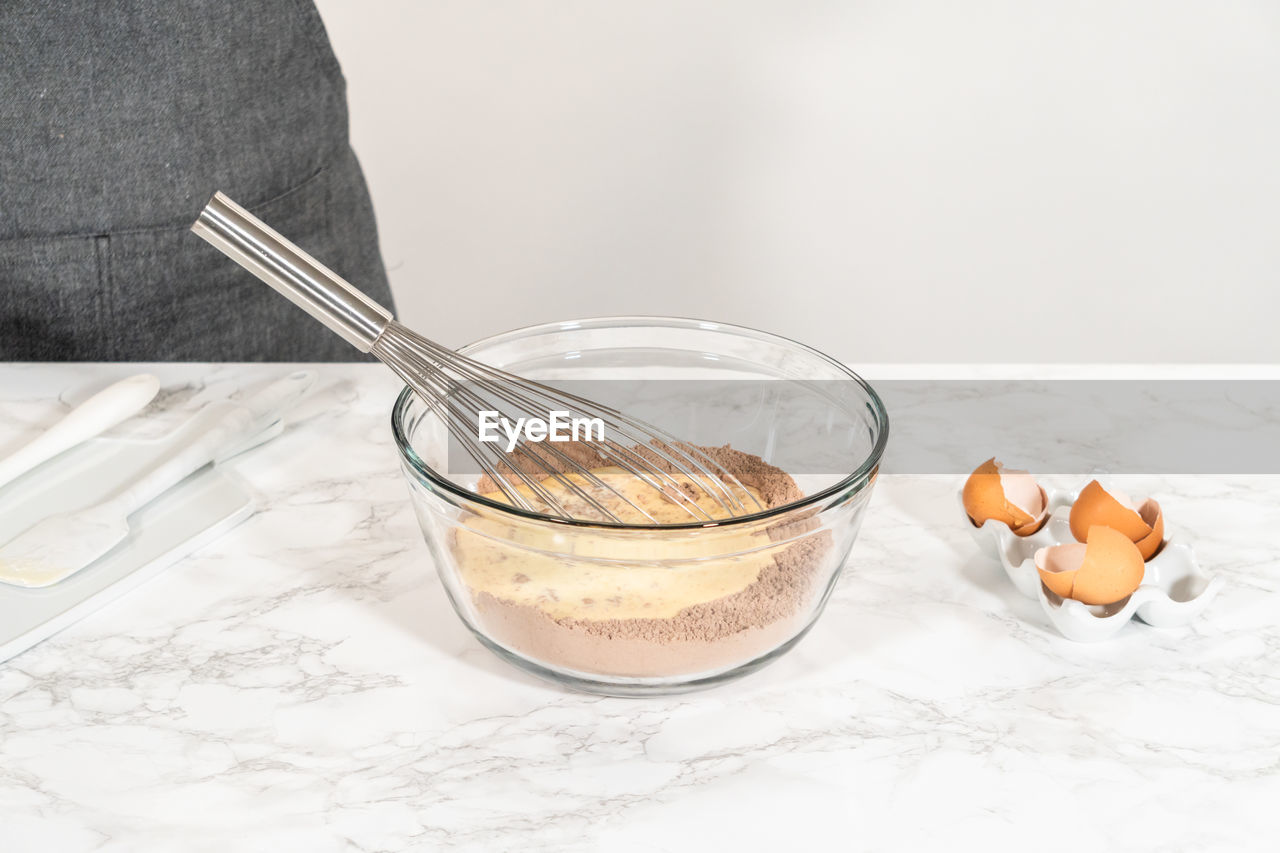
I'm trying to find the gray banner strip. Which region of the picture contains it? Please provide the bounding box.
[438,380,1280,475]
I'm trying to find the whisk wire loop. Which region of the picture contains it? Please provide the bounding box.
[402,328,765,517]
[378,332,658,523]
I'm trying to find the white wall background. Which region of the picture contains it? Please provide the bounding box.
[314,1,1280,363]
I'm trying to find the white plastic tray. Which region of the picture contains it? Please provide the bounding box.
[0,433,254,662]
[960,486,1223,642]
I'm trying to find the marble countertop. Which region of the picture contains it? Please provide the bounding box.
[1,364,1276,852]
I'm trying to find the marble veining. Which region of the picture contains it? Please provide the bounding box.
[0,364,1277,852]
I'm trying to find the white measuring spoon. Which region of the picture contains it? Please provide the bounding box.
[0,374,161,492]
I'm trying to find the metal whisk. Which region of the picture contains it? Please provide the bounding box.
[191,192,763,524]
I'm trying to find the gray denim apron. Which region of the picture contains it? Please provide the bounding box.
[0,0,395,361]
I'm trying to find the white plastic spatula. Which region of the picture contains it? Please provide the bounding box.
[0,371,314,588]
[0,374,161,491]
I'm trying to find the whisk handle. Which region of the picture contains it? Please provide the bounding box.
[191,191,392,352]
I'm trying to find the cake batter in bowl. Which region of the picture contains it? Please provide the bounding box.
[393,317,888,695]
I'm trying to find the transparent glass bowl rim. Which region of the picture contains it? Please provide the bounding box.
[391,314,890,531]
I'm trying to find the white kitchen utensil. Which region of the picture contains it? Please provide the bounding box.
[0,371,314,588]
[0,373,160,491]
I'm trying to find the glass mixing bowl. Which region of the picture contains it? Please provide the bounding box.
[392,317,888,695]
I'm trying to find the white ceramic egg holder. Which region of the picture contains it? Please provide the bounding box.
[959,486,1223,642]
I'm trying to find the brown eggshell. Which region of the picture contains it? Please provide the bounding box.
[1133,498,1165,560]
[1069,480,1165,560]
[1037,525,1145,605]
[1035,543,1085,599]
[963,458,1047,535]
[1074,525,1146,604]
[1011,501,1049,536]
[1069,481,1151,543]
